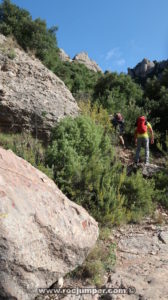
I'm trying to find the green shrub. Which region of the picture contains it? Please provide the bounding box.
[99,227,111,241]
[46,115,156,224]
[54,61,101,97]
[92,72,145,140]
[93,72,143,109]
[120,171,155,222]
[66,231,116,287]
[83,243,116,286]
[7,48,16,59]
[144,76,168,151]
[46,115,126,224]
[153,170,168,208]
[0,0,59,63]
[0,132,53,179]
[79,100,113,134]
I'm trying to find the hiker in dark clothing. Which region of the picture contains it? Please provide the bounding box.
[111,113,126,148]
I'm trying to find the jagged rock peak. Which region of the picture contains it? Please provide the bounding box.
[0,34,79,140]
[58,48,72,62]
[128,57,168,79]
[73,51,102,73]
[128,58,155,78]
[58,48,102,73]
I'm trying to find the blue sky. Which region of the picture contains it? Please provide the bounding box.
[1,0,168,73]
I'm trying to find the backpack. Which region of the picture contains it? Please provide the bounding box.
[136,116,147,134]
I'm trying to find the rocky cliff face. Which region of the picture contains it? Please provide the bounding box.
[128,57,168,80]
[58,48,102,73]
[0,147,99,300]
[0,34,79,140]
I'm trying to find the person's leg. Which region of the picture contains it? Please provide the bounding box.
[119,135,125,148]
[144,138,149,164]
[119,124,125,148]
[135,138,142,163]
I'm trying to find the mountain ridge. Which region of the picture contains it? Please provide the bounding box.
[128,57,168,82]
[58,48,102,73]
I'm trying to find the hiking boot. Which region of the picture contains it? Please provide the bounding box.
[134,161,139,167]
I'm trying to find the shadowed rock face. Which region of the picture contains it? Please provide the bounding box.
[0,34,79,141]
[0,147,99,300]
[128,57,168,80]
[128,58,155,78]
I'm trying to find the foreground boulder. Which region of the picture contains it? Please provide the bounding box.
[0,34,79,140]
[0,147,99,300]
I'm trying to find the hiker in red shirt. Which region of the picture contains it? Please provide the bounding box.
[135,116,154,165]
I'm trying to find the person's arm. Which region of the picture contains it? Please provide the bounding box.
[148,123,154,144]
[149,127,154,144]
